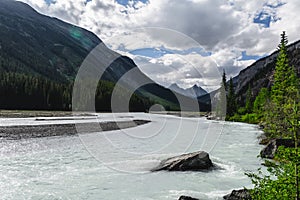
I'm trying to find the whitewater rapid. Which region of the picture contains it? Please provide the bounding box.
[0,113,263,199]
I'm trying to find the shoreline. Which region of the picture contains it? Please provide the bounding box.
[0,120,150,140]
[0,110,208,118]
[0,110,76,118]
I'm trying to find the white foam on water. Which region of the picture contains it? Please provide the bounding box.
[0,113,263,199]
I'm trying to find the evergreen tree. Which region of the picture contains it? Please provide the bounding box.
[216,79,227,119]
[0,72,153,112]
[264,31,300,138]
[247,31,300,200]
[222,69,227,91]
[253,87,269,115]
[245,85,253,113]
[227,77,237,117]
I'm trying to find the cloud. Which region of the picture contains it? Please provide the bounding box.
[137,0,247,51]
[19,0,300,88]
[129,52,221,92]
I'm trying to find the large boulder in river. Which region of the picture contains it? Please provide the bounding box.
[178,196,199,200]
[151,151,213,172]
[223,189,251,200]
[260,139,296,159]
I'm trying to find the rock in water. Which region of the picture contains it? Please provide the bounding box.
[223,189,251,200]
[178,196,199,200]
[151,151,213,172]
[260,139,296,159]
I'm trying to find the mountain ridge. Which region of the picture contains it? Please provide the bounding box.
[197,39,300,110]
[0,0,101,81]
[169,83,207,98]
[234,39,300,104]
[0,0,210,111]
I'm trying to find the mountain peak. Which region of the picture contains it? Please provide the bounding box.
[0,1,211,112]
[169,83,180,88]
[169,83,207,98]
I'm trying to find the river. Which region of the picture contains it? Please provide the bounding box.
[0,113,264,199]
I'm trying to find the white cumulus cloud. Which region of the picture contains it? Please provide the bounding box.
[19,0,300,88]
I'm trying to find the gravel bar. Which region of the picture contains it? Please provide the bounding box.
[0,120,150,140]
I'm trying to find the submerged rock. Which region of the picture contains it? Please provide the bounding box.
[151,151,213,172]
[260,139,296,159]
[223,189,251,200]
[178,195,199,200]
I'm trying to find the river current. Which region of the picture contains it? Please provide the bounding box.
[0,113,264,199]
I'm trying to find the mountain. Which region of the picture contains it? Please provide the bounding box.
[234,40,300,104]
[198,40,300,109]
[0,0,210,112]
[0,0,101,82]
[169,83,207,98]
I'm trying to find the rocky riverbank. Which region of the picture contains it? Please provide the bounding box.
[0,120,150,140]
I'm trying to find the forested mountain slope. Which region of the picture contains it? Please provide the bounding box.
[234,40,300,104]
[0,0,209,111]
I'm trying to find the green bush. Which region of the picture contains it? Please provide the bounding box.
[241,113,259,124]
[246,147,300,200]
[228,113,241,122]
[238,107,247,115]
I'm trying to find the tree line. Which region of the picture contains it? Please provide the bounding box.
[0,72,153,112]
[223,32,299,200]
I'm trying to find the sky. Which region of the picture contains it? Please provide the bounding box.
[20,0,300,91]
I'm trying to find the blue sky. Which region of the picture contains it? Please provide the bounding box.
[122,0,268,64]
[116,0,148,6]
[41,0,279,62]
[253,3,284,28]
[26,0,300,89]
[240,51,263,61]
[44,0,148,6]
[130,47,212,58]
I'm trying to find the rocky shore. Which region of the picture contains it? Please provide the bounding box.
[260,138,299,159]
[223,189,251,200]
[0,120,150,140]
